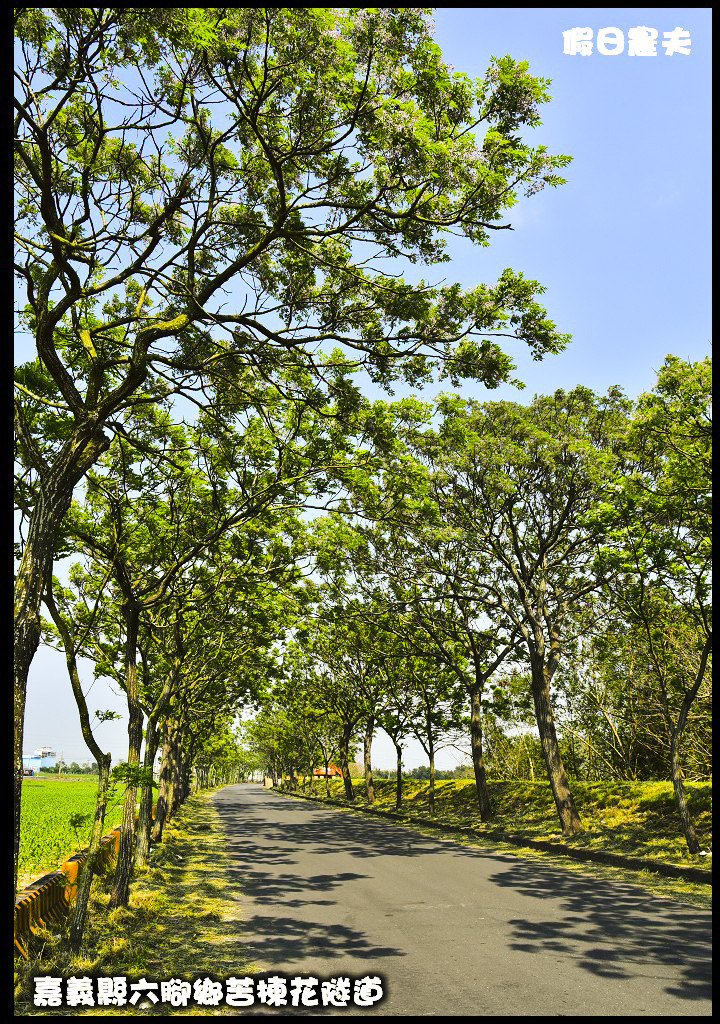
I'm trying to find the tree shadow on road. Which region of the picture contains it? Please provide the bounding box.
[214,789,413,972]
[214,787,519,869]
[234,911,403,965]
[488,858,711,1003]
[214,787,711,1013]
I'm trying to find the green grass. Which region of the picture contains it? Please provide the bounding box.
[19,777,128,888]
[314,776,712,861]
[15,790,253,1016]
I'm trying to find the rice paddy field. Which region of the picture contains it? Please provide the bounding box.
[18,776,127,890]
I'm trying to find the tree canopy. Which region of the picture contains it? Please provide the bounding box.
[15,5,574,898]
[15,11,710,943]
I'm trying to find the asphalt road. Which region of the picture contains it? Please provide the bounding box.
[213,784,711,1017]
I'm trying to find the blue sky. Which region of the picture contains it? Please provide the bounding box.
[428,7,712,404]
[21,8,711,771]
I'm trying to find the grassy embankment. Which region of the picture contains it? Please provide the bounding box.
[302,776,712,864]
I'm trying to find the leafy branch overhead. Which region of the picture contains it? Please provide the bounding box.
[14,7,571,439]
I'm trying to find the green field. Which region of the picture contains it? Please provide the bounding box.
[18,776,127,886]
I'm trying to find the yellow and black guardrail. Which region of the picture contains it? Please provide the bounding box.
[15,825,124,959]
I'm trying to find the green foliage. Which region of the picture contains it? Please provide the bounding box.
[588,358,712,809]
[110,762,156,792]
[15,6,572,475]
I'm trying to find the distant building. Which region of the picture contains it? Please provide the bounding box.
[22,747,57,771]
[313,763,343,778]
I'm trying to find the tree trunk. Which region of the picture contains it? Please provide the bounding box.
[427,731,436,816]
[109,599,143,908]
[363,715,375,804]
[320,754,330,797]
[43,583,114,948]
[152,722,175,843]
[69,754,111,949]
[420,704,439,816]
[168,727,187,815]
[670,739,700,855]
[669,633,711,854]
[134,718,159,869]
[14,595,40,898]
[108,769,138,909]
[178,730,193,806]
[13,426,110,896]
[530,655,583,834]
[469,685,492,820]
[339,723,355,800]
[393,740,403,810]
[524,733,535,781]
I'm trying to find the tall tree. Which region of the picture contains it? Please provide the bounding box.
[41,577,114,950]
[400,388,631,834]
[15,7,572,889]
[312,434,523,820]
[302,603,385,801]
[594,357,712,851]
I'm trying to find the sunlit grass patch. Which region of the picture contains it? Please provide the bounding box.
[303,774,711,876]
[15,790,257,1016]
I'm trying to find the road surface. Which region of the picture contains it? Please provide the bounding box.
[213,784,712,1016]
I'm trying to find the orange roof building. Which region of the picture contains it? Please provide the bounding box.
[313,763,343,777]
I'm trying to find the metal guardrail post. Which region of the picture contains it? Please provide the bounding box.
[14,871,69,958]
[15,811,152,959]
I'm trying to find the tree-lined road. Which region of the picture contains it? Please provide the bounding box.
[214,785,711,1016]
